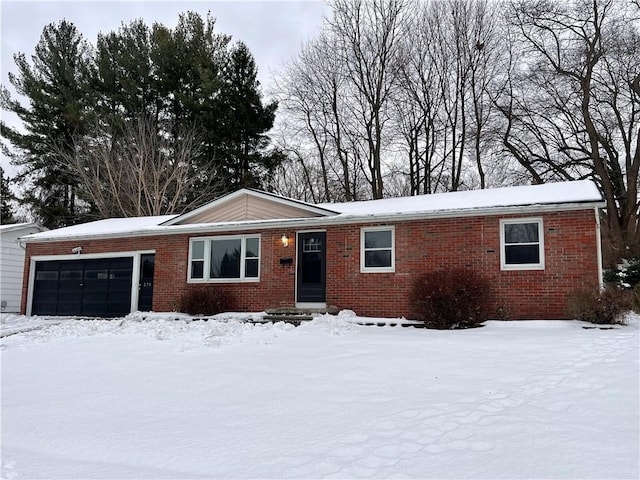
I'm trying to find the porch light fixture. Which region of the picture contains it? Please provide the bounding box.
[281,234,290,247]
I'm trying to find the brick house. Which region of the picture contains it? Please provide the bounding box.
[20,180,604,319]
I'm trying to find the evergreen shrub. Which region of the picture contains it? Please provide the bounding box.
[604,257,640,289]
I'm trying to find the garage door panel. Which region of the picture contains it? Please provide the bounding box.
[108,292,130,304]
[57,303,83,315]
[83,280,106,292]
[32,301,54,315]
[34,281,58,295]
[82,303,107,317]
[81,290,104,302]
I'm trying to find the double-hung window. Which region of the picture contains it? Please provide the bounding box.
[361,226,395,272]
[188,235,260,282]
[500,218,544,270]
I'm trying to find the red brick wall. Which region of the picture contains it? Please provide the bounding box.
[21,208,600,319]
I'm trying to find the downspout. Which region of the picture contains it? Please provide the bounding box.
[595,207,604,290]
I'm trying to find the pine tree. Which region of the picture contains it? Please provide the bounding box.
[2,13,282,224]
[215,42,282,189]
[1,20,94,228]
[0,167,16,224]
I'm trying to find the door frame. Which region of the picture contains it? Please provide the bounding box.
[295,230,327,308]
[26,250,155,316]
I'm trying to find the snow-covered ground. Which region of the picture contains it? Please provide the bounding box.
[1,311,638,479]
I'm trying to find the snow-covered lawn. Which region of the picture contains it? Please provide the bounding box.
[1,312,638,479]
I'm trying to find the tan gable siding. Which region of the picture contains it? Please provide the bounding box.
[180,194,323,224]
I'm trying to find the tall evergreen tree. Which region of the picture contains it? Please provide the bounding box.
[94,19,156,129]
[3,12,282,223]
[1,20,94,228]
[0,167,16,224]
[216,42,282,189]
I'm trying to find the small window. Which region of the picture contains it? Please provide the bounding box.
[500,218,544,270]
[303,237,322,252]
[190,240,205,279]
[361,227,395,272]
[188,235,260,282]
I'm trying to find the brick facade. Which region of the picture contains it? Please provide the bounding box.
[22,208,600,320]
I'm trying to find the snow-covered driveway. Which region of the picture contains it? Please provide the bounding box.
[1,313,638,479]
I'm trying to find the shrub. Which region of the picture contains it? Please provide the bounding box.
[604,257,640,289]
[633,284,640,313]
[566,287,631,325]
[179,285,230,316]
[410,268,491,329]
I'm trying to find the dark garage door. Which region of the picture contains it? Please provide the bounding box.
[32,257,134,317]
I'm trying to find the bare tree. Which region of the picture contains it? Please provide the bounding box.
[392,3,445,195]
[391,0,504,194]
[327,0,409,198]
[63,116,223,218]
[499,0,640,263]
[272,32,366,202]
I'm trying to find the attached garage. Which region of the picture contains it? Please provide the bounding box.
[29,254,154,317]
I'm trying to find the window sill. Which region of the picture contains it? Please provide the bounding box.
[360,268,395,273]
[500,264,545,271]
[187,278,260,284]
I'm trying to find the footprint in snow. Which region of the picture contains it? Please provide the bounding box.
[341,433,370,444]
[400,441,424,454]
[545,401,572,412]
[522,385,547,395]
[470,441,495,452]
[448,427,474,440]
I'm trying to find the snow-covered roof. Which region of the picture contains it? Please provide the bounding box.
[22,215,176,242]
[323,180,603,217]
[21,180,603,243]
[0,223,46,234]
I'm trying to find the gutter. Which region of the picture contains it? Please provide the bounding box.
[21,200,606,244]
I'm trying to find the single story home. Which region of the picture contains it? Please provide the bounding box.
[1,223,46,313]
[19,180,604,319]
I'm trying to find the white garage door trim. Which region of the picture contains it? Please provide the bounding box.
[26,250,155,316]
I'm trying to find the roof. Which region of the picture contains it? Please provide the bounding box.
[323,180,603,217]
[0,223,46,235]
[21,180,604,243]
[22,215,176,242]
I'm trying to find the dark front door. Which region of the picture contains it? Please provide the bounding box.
[32,257,134,317]
[138,254,155,311]
[296,232,326,304]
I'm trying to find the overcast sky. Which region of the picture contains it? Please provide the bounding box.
[1,0,328,175]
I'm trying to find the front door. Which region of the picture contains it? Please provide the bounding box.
[296,232,326,305]
[138,254,155,311]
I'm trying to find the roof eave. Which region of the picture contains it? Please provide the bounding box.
[21,201,605,244]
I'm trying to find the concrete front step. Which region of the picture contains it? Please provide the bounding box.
[261,315,314,324]
[258,306,339,326]
[264,306,339,316]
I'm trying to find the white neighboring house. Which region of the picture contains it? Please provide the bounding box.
[1,223,46,313]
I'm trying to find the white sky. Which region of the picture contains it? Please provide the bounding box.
[0,0,328,176]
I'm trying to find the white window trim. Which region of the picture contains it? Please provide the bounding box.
[500,218,545,271]
[360,226,395,273]
[188,234,260,283]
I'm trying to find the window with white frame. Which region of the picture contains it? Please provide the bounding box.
[188,235,260,282]
[500,218,544,270]
[361,226,395,272]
